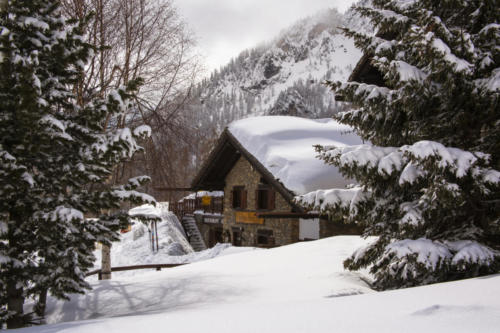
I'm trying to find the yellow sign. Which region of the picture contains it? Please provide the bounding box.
[236,211,264,224]
[202,196,211,206]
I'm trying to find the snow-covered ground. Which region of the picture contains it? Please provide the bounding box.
[18,236,500,333]
[91,204,255,279]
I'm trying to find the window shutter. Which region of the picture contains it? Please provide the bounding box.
[230,190,234,208]
[255,190,259,209]
[268,190,275,210]
[241,190,247,209]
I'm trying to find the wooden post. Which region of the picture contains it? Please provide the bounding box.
[34,288,48,318]
[155,221,159,252]
[6,280,24,329]
[101,244,112,280]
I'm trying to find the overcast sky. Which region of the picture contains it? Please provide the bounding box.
[176,0,357,73]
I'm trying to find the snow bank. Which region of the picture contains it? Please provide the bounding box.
[19,236,500,333]
[91,203,254,279]
[37,236,372,326]
[228,116,364,194]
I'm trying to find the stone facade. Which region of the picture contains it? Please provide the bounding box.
[197,155,361,248]
[194,214,223,248]
[319,217,362,238]
[222,156,299,247]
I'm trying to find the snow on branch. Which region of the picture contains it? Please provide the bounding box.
[342,82,393,102]
[300,140,500,216]
[402,141,479,178]
[108,89,126,113]
[398,162,425,185]
[378,9,409,25]
[447,240,497,266]
[479,23,500,36]
[391,0,418,11]
[371,238,499,283]
[399,201,423,226]
[319,140,499,185]
[46,206,84,223]
[475,68,500,92]
[39,115,74,141]
[133,125,152,138]
[383,238,452,272]
[389,60,428,83]
[321,144,399,170]
[423,32,473,74]
[111,189,156,205]
[23,17,50,31]
[126,176,151,189]
[357,5,409,29]
[89,127,145,159]
[296,187,367,214]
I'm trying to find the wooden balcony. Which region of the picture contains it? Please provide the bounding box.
[172,195,224,219]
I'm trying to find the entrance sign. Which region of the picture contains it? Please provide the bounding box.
[202,196,212,206]
[236,211,264,224]
[203,216,222,224]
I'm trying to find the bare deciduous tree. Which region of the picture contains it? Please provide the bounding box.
[61,0,203,193]
[58,0,203,285]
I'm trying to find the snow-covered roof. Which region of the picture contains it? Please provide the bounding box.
[228,116,363,195]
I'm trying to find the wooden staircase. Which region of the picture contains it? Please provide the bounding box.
[181,215,207,252]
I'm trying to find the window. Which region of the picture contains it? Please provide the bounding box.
[256,185,275,210]
[256,229,274,247]
[257,188,268,209]
[232,186,247,209]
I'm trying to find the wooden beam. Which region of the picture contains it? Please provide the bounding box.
[86,263,186,278]
[256,212,320,219]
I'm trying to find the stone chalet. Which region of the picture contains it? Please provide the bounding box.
[189,116,363,248]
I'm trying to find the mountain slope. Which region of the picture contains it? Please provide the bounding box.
[187,7,370,133]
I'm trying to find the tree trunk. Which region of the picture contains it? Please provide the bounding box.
[101,244,112,280]
[34,288,47,319]
[6,280,24,329]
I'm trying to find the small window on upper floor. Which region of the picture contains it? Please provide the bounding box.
[232,186,247,209]
[256,185,275,210]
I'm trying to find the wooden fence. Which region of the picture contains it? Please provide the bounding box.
[86,263,186,280]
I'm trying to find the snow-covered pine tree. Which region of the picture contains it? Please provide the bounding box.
[298,0,500,290]
[0,0,157,328]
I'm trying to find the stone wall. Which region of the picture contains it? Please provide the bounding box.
[195,217,211,246]
[194,155,360,248]
[319,217,362,238]
[194,214,224,248]
[222,156,298,247]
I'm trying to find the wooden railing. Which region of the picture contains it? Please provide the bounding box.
[86,263,186,280]
[172,196,223,219]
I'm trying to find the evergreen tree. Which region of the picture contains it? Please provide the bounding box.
[299,0,500,289]
[0,0,156,328]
